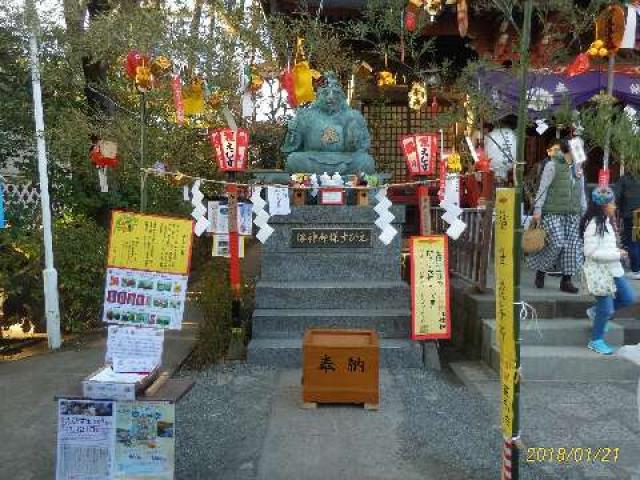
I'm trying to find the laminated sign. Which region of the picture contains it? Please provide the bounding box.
[495,188,516,437]
[107,211,193,275]
[410,235,451,340]
[104,212,194,330]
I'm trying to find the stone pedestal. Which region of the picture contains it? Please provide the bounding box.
[247,205,422,367]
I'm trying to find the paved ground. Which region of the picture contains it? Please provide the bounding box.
[176,363,596,480]
[0,305,199,480]
[453,361,640,480]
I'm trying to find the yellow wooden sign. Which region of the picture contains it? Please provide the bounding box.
[495,188,516,436]
[107,211,194,275]
[410,235,451,340]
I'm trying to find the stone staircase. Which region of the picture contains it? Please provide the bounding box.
[481,307,639,382]
[247,206,422,367]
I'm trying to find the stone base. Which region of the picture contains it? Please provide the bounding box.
[248,205,425,368]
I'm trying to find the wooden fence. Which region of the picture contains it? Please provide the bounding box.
[429,204,494,292]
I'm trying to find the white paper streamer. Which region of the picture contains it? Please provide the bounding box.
[98,168,108,193]
[251,187,274,243]
[440,173,467,240]
[190,180,210,237]
[374,188,397,245]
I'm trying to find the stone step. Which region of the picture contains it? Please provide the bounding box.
[247,338,423,368]
[255,281,410,310]
[260,252,401,282]
[251,308,411,338]
[482,318,625,349]
[487,345,639,382]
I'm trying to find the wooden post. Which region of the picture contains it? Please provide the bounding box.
[418,183,432,235]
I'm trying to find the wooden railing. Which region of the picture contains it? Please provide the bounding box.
[429,204,494,292]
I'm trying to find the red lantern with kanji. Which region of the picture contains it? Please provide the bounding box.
[209,128,250,172]
[401,133,438,176]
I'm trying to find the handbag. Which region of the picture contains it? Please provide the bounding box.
[522,221,546,254]
[582,259,617,296]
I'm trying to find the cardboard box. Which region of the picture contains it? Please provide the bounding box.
[82,366,159,401]
[302,329,379,406]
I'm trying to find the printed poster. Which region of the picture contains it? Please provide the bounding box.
[56,399,115,480]
[114,402,175,480]
[410,235,451,340]
[207,201,253,235]
[106,326,164,373]
[103,268,188,330]
[495,188,516,436]
[212,234,245,258]
[107,211,193,275]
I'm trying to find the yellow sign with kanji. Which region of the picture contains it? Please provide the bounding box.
[107,211,194,275]
[410,235,451,340]
[495,188,516,436]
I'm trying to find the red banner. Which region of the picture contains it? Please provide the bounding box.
[171,75,185,125]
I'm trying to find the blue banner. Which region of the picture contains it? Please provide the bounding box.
[0,183,4,228]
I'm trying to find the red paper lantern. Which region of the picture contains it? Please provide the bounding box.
[401,133,438,176]
[124,50,148,80]
[90,140,119,168]
[209,128,250,172]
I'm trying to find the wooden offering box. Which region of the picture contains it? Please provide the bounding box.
[302,329,379,408]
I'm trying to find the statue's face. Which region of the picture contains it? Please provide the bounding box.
[316,82,346,114]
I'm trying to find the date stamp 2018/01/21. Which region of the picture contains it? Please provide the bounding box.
[526,447,620,464]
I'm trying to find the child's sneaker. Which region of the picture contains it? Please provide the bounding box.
[586,307,610,333]
[587,339,614,355]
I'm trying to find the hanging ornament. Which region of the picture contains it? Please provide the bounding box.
[457,0,468,37]
[89,139,119,193]
[376,71,396,87]
[377,53,396,87]
[134,60,153,92]
[475,147,491,173]
[182,77,206,117]
[124,50,147,79]
[447,152,462,173]
[405,0,423,32]
[408,82,427,110]
[279,67,297,107]
[566,53,591,77]
[171,74,185,125]
[207,90,223,109]
[430,95,439,116]
[425,0,443,22]
[596,4,626,53]
[150,55,172,81]
[249,65,265,93]
[291,37,319,106]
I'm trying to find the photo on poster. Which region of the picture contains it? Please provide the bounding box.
[56,399,115,480]
[212,235,245,258]
[114,402,175,480]
[103,268,188,330]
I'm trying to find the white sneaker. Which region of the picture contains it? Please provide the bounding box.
[628,272,640,280]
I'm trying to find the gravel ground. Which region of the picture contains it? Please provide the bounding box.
[174,363,587,480]
[391,367,552,480]
[175,363,277,480]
